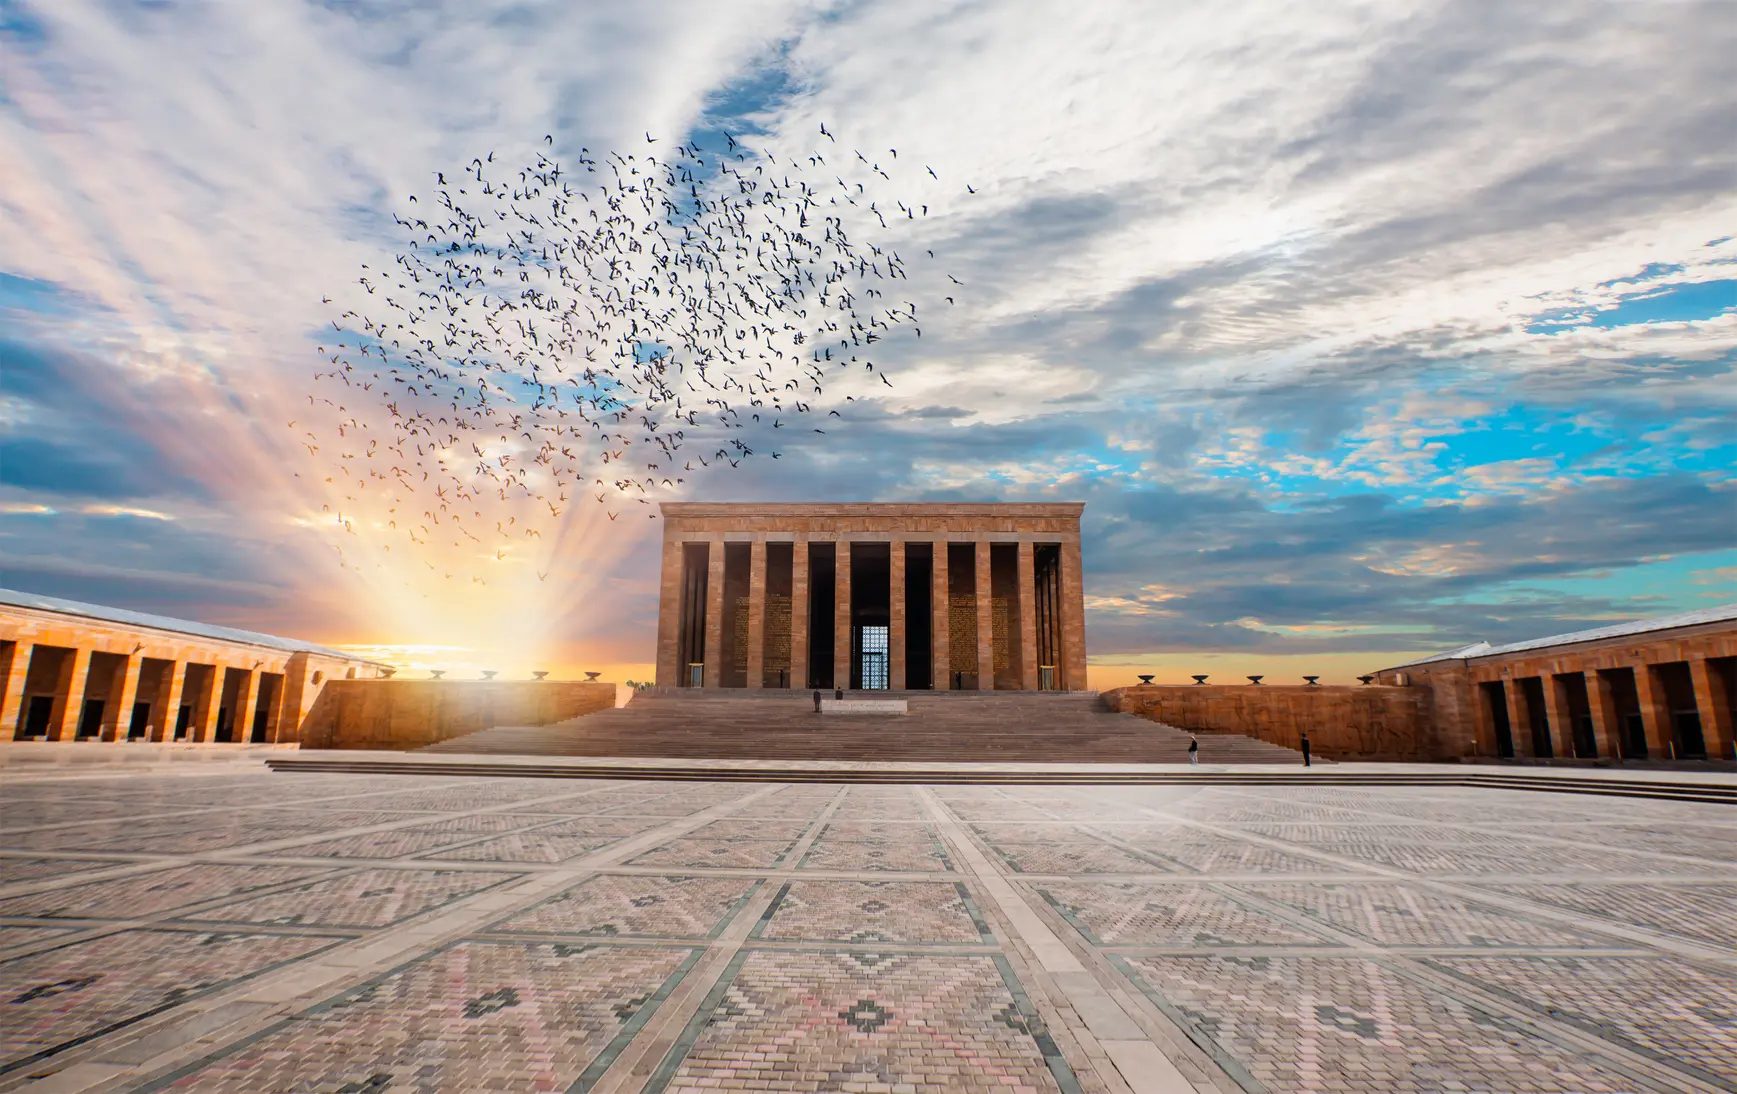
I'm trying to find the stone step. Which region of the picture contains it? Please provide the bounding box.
[416,692,1313,764]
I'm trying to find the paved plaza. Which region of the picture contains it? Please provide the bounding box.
[0,762,1733,1093]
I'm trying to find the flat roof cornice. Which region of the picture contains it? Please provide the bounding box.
[0,588,385,665]
[660,502,1085,517]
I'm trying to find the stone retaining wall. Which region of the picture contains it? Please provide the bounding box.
[299,680,623,750]
[1104,684,1437,760]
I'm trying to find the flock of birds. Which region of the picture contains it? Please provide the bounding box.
[302,126,967,581]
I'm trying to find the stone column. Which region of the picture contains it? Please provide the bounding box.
[1016,541,1038,690]
[1584,670,1619,760]
[1689,658,1734,760]
[746,540,767,690]
[152,662,187,742]
[790,539,809,690]
[1470,678,1495,757]
[103,655,145,742]
[702,541,725,689]
[191,664,226,743]
[0,642,31,739]
[932,543,951,690]
[1634,663,1673,759]
[262,673,287,742]
[275,652,314,744]
[46,647,91,741]
[1504,678,1533,757]
[1542,673,1574,759]
[834,541,852,691]
[889,540,906,690]
[232,668,259,743]
[654,536,682,687]
[974,540,993,690]
[1060,540,1089,691]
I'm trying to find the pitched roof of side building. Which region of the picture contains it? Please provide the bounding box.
[1386,602,1737,670]
[0,588,381,664]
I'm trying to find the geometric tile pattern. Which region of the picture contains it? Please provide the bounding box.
[282,814,557,859]
[798,838,952,872]
[1037,882,1327,947]
[1470,882,1737,950]
[494,875,758,939]
[0,863,333,919]
[5,767,1733,1094]
[1236,882,1627,948]
[1115,832,1341,875]
[416,828,620,864]
[650,951,1064,1093]
[626,838,799,869]
[1117,953,1651,1092]
[183,868,522,928]
[1425,954,1737,1088]
[759,881,988,943]
[0,928,339,1076]
[0,857,132,884]
[137,941,697,1093]
[984,841,1175,875]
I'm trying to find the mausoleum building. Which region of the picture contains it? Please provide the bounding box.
[654,503,1088,691]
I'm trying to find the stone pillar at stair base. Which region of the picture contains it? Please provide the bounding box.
[654,537,683,687]
[974,540,993,691]
[746,540,767,690]
[834,541,852,691]
[1016,541,1038,690]
[932,542,951,690]
[889,540,906,690]
[702,541,726,690]
[790,539,809,690]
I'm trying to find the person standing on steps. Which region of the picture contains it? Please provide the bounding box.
[813,688,823,714]
[1300,732,1312,767]
[1188,734,1199,766]
[835,687,844,702]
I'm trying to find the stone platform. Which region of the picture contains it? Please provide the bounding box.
[0,753,1732,1093]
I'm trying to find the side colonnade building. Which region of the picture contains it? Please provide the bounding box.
[1376,604,1737,762]
[654,503,1088,691]
[2,589,387,744]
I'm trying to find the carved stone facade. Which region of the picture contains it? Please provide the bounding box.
[655,503,1087,691]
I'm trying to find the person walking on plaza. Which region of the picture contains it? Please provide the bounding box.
[1300,732,1312,767]
[1188,735,1199,766]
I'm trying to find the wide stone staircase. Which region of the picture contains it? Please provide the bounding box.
[415,688,1311,764]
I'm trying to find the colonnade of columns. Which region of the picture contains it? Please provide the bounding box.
[658,534,1086,691]
[0,640,323,744]
[1476,657,1735,761]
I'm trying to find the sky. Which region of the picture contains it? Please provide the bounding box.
[1,0,1734,686]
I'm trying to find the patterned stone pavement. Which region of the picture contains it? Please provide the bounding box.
[0,764,1732,1093]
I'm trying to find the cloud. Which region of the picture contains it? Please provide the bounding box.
[0,0,1732,672]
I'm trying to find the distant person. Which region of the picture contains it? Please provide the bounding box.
[1300,732,1312,767]
[813,689,822,713]
[835,687,844,701]
[1188,735,1199,766]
